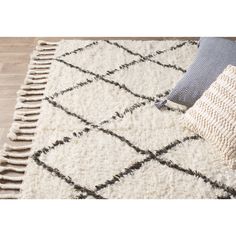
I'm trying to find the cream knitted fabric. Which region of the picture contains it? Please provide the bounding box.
[182,65,236,167]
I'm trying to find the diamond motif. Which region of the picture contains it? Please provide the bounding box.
[26,39,233,199]
[62,41,138,75]
[103,103,192,152]
[41,129,145,189]
[111,40,181,57]
[53,79,144,124]
[97,159,224,199]
[108,60,183,97]
[154,42,198,71]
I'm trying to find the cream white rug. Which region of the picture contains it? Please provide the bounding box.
[1,39,236,199]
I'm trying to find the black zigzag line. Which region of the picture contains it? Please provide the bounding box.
[53,59,184,112]
[28,130,106,198]
[46,98,236,199]
[105,40,190,58]
[46,98,148,154]
[55,58,155,102]
[104,40,143,57]
[48,41,188,100]
[148,58,186,73]
[28,92,168,199]
[188,40,198,45]
[27,127,105,199]
[105,40,192,72]
[76,136,200,198]
[77,136,236,199]
[101,41,189,77]
[47,78,95,100]
[217,194,232,199]
[99,76,155,102]
[58,41,99,58]
[48,58,152,100]
[31,153,105,199]
[100,90,170,125]
[32,90,169,169]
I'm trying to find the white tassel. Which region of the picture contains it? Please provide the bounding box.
[0,193,19,199]
[0,166,25,173]
[18,123,37,129]
[15,101,41,109]
[0,174,23,182]
[27,75,47,80]
[17,90,43,96]
[0,183,21,190]
[31,61,52,66]
[7,130,18,141]
[36,45,56,51]
[32,57,53,61]
[0,157,28,165]
[17,95,44,102]
[0,157,8,165]
[21,85,45,90]
[10,123,20,133]
[32,59,53,63]
[28,70,49,75]
[25,79,47,85]
[15,110,40,116]
[1,150,31,158]
[16,136,34,141]
[27,77,47,81]
[8,123,35,136]
[18,128,36,134]
[11,128,35,135]
[30,66,50,70]
[14,115,39,122]
[7,131,34,141]
[36,53,55,57]
[38,40,58,46]
[3,143,31,151]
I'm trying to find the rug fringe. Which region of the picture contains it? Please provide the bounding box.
[0,174,23,182]
[0,183,21,190]
[2,150,31,159]
[21,85,46,90]
[0,40,59,199]
[0,166,25,173]
[15,102,41,110]
[4,143,32,151]
[17,90,44,96]
[0,157,28,165]
[0,194,19,199]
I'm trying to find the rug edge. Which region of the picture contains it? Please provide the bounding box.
[0,40,59,199]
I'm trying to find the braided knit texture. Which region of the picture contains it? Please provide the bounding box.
[183,65,236,167]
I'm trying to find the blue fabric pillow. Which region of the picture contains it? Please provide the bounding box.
[158,37,236,108]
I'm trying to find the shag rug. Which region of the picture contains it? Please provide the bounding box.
[1,39,236,199]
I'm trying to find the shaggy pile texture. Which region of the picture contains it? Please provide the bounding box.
[1,39,236,199]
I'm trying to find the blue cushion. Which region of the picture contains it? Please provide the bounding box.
[165,37,236,108]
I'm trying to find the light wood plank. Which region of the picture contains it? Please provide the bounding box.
[0,45,35,53]
[0,62,29,74]
[0,37,35,45]
[0,53,30,63]
[0,74,25,86]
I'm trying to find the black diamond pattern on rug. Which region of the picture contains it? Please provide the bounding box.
[28,40,236,199]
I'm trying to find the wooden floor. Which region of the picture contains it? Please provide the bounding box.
[0,38,60,147]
